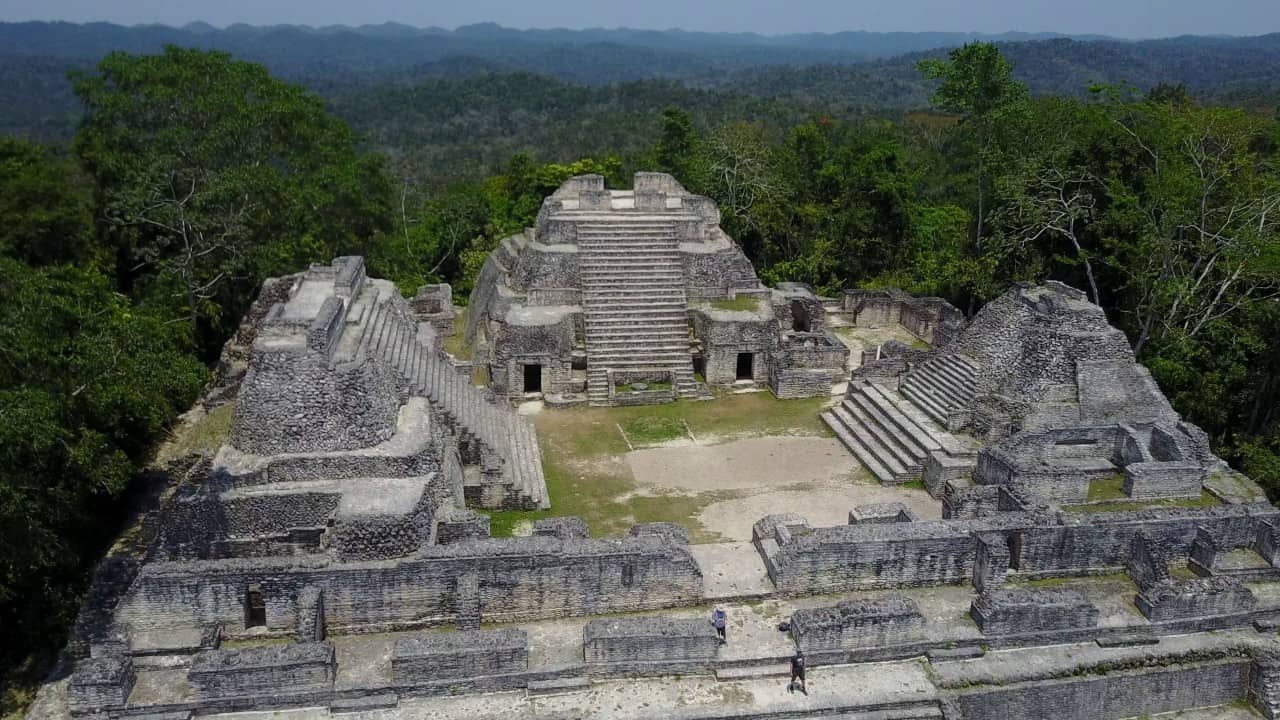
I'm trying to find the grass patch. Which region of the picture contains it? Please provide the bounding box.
[1064,491,1220,514]
[154,401,236,465]
[1017,571,1135,590]
[442,308,472,360]
[1086,474,1127,502]
[900,479,927,491]
[483,392,833,541]
[622,415,686,445]
[706,296,761,312]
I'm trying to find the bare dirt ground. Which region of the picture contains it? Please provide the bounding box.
[625,435,941,542]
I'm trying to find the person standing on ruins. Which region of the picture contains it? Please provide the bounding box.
[789,650,807,695]
[711,608,727,645]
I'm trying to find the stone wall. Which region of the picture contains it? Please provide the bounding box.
[119,532,702,635]
[763,504,1280,593]
[1136,577,1256,621]
[67,655,135,713]
[188,642,336,699]
[791,596,925,652]
[583,617,719,675]
[391,629,528,682]
[953,658,1251,720]
[969,588,1099,635]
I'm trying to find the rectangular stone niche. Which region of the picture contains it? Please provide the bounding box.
[791,595,924,652]
[188,642,336,699]
[583,617,720,667]
[970,587,1099,636]
[392,629,528,683]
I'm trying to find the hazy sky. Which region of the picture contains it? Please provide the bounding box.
[1,0,1278,38]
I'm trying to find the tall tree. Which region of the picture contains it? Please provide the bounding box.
[72,47,393,353]
[918,43,1028,253]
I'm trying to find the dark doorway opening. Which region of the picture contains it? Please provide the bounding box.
[791,300,811,332]
[692,357,706,379]
[245,586,266,628]
[1006,533,1023,571]
[523,363,543,393]
[736,352,754,380]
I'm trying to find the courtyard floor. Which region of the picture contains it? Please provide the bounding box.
[492,391,939,543]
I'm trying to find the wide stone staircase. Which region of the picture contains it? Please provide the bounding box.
[576,217,698,405]
[357,297,548,509]
[821,379,969,485]
[899,353,979,428]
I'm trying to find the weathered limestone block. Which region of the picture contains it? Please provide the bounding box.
[1135,577,1255,621]
[295,586,325,642]
[1257,521,1280,567]
[1127,532,1174,591]
[532,516,590,540]
[848,503,917,525]
[391,629,528,683]
[67,654,135,713]
[188,642,336,699]
[970,588,1099,635]
[582,617,719,672]
[791,595,924,652]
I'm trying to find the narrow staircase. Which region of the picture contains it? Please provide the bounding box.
[358,299,548,509]
[576,218,697,405]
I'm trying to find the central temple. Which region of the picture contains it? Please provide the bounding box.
[467,172,848,405]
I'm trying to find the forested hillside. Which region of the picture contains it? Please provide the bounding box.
[2,26,1279,718]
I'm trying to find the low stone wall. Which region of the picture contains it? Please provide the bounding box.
[188,642,336,699]
[295,586,325,642]
[970,588,1099,636]
[952,657,1252,720]
[791,596,924,652]
[1124,461,1204,500]
[392,629,528,682]
[770,367,840,399]
[583,617,719,676]
[1136,577,1256,621]
[68,655,135,714]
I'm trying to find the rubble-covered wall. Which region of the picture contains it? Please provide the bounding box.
[1136,577,1256,621]
[67,655,135,713]
[392,629,528,682]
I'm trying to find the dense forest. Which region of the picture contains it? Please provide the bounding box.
[1,24,1279,717]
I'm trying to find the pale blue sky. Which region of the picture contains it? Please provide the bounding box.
[1,0,1277,38]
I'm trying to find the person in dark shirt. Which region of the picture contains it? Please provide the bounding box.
[711,608,727,645]
[789,650,807,695]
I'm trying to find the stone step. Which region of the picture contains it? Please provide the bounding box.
[830,405,914,480]
[330,694,398,713]
[526,676,590,697]
[900,383,950,427]
[858,382,946,455]
[845,395,927,469]
[924,359,976,394]
[822,409,902,484]
[580,273,685,282]
[714,664,790,682]
[902,372,966,409]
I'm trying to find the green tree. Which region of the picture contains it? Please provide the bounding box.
[0,137,93,266]
[918,43,1029,250]
[72,47,393,353]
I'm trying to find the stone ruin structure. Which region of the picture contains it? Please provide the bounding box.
[34,185,1280,720]
[466,172,848,406]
